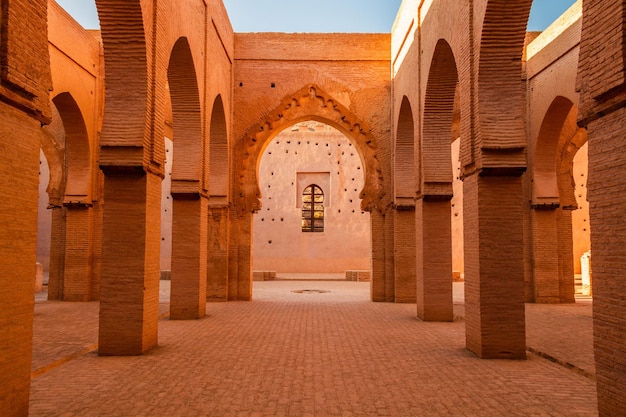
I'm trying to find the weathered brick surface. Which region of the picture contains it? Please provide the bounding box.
[0,102,43,416]
[463,174,526,359]
[98,172,161,355]
[415,199,453,321]
[585,108,626,416]
[170,197,208,320]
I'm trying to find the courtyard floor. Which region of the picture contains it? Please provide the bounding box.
[29,280,597,416]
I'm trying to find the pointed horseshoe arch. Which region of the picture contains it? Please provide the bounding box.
[235,84,385,213]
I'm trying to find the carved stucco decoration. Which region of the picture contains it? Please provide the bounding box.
[235,85,385,214]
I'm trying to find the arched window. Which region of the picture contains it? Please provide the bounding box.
[302,184,324,232]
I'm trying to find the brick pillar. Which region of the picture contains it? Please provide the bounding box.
[393,207,417,303]
[228,210,252,301]
[530,207,560,303]
[556,208,575,303]
[586,108,626,415]
[0,104,41,415]
[207,205,229,301]
[416,198,453,321]
[62,204,93,301]
[170,195,208,319]
[47,206,66,300]
[90,198,104,300]
[98,170,161,355]
[463,174,526,359]
[370,210,393,302]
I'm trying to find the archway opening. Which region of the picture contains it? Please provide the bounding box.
[532,97,589,303]
[165,36,205,319]
[252,121,371,292]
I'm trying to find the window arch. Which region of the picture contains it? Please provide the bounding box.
[302,184,324,232]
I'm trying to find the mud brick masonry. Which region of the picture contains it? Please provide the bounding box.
[0,0,624,415]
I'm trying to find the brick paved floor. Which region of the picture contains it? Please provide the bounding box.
[29,281,597,416]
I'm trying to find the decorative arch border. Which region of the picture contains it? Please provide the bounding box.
[235,84,384,213]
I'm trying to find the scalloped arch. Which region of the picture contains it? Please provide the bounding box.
[235,85,385,213]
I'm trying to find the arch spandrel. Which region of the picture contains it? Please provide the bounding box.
[235,85,385,214]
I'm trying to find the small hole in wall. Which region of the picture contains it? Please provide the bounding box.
[268,152,272,155]
[239,82,243,87]
[271,83,275,88]
[268,240,272,244]
[281,218,284,222]
[338,209,341,213]
[272,218,275,221]
[357,167,361,170]
[261,218,265,221]
[161,237,165,241]
[352,210,355,213]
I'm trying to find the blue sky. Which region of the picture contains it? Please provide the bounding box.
[57,0,577,33]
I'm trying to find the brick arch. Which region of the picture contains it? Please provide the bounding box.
[52,92,91,203]
[209,94,228,200]
[395,96,415,204]
[423,38,458,196]
[557,114,587,211]
[236,84,384,213]
[40,102,67,206]
[533,96,582,209]
[94,0,148,149]
[478,0,533,151]
[168,37,203,188]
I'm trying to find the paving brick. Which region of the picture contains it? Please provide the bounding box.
[30,281,597,416]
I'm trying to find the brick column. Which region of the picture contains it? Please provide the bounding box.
[47,206,66,300]
[586,108,626,415]
[62,203,93,301]
[530,207,560,303]
[463,174,526,359]
[207,205,229,302]
[556,208,575,303]
[416,198,453,321]
[370,210,393,302]
[228,210,253,301]
[170,195,208,319]
[90,198,104,300]
[393,207,417,303]
[0,104,42,415]
[98,170,161,355]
